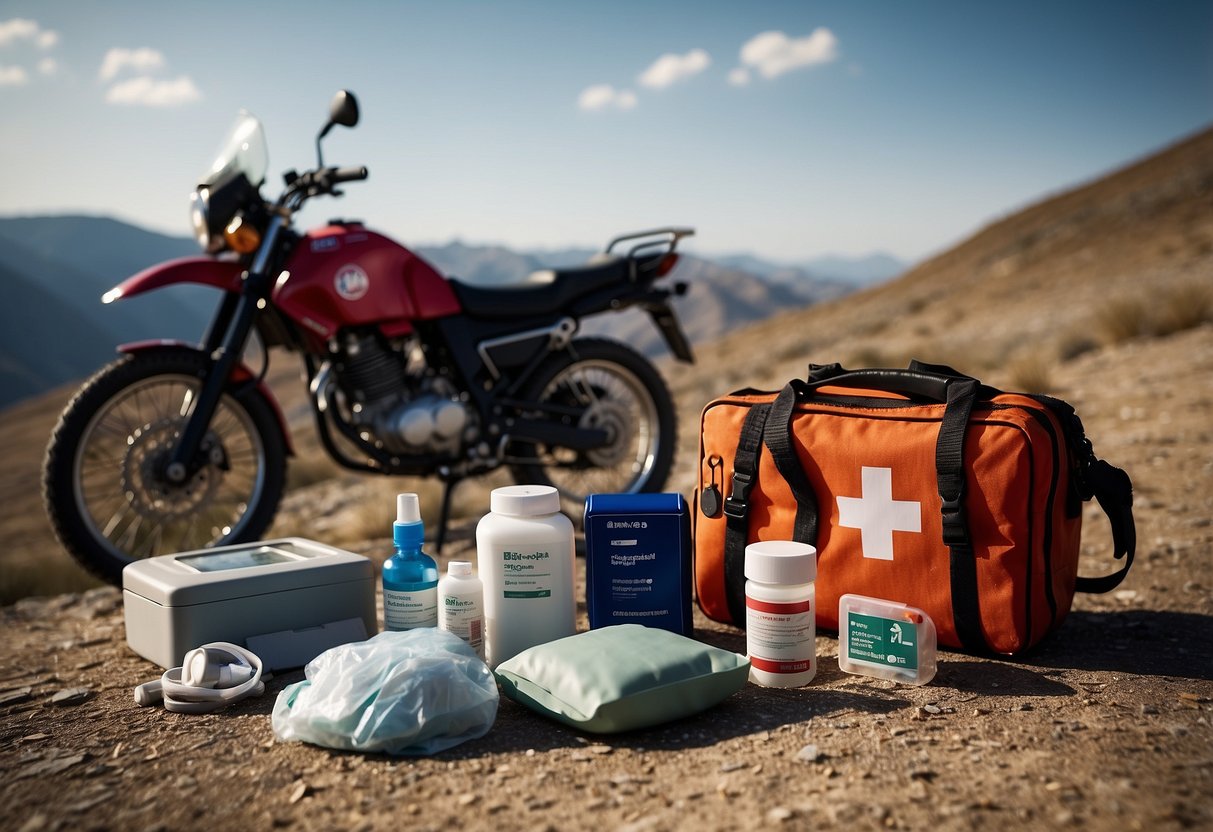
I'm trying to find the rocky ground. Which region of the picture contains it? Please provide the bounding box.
[2,327,1212,832]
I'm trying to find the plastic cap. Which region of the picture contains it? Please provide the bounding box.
[490,484,560,516]
[448,561,472,578]
[397,493,420,524]
[745,540,817,584]
[394,492,424,549]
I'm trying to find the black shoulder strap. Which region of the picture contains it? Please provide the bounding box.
[934,378,988,652]
[1033,399,1137,595]
[722,404,771,626]
[1074,458,1136,593]
[763,383,819,546]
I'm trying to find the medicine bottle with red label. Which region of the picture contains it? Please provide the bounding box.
[744,540,817,688]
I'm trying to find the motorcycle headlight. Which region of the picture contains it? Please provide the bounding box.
[189,188,211,251]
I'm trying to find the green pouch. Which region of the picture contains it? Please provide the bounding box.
[494,624,750,734]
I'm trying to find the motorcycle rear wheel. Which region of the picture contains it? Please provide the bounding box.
[508,338,676,508]
[43,348,287,585]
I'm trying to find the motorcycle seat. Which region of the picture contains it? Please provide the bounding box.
[448,255,632,319]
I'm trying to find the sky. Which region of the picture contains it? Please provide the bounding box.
[0,1,1210,265]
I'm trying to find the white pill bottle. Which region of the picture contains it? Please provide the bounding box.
[744,540,817,688]
[438,561,485,660]
[477,485,576,668]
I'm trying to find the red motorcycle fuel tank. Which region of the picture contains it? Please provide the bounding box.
[275,223,461,339]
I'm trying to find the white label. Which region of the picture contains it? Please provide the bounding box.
[441,599,485,659]
[499,548,553,599]
[745,595,814,675]
[384,586,437,630]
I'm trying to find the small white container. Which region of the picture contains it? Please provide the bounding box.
[838,594,937,685]
[438,561,485,660]
[744,540,817,688]
[477,485,576,668]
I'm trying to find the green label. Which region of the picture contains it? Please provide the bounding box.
[847,612,918,670]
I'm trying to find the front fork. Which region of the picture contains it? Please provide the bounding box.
[164,215,287,483]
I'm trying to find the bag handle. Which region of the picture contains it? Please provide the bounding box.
[800,368,956,402]
[807,360,1002,401]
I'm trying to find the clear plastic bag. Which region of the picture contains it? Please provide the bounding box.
[272,628,498,756]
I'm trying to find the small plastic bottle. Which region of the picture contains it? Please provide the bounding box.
[382,493,438,631]
[439,561,485,660]
[744,540,817,688]
[477,484,575,668]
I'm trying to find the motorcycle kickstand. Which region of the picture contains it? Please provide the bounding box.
[434,472,462,555]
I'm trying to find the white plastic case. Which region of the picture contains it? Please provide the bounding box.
[837,593,937,685]
[123,537,377,670]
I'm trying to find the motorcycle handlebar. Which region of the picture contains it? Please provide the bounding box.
[284,166,369,206]
[331,166,368,183]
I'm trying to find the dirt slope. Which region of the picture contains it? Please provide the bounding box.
[2,129,1213,830]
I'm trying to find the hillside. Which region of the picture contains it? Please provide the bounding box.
[672,126,1213,409]
[0,216,211,407]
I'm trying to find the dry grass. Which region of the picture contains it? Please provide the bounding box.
[0,558,102,606]
[1094,283,1213,345]
[1005,351,1057,394]
[285,452,343,490]
[1057,330,1100,362]
[1155,280,1213,336]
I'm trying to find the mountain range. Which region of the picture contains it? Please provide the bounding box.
[0,216,902,408]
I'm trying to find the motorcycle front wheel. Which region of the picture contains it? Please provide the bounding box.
[43,348,287,585]
[509,337,676,508]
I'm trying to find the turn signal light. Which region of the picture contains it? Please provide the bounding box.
[224,216,262,254]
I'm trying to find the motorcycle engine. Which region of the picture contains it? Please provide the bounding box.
[334,332,474,456]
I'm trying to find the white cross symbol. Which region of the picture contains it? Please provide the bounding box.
[836,466,922,560]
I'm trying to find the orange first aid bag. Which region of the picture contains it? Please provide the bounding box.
[694,362,1135,655]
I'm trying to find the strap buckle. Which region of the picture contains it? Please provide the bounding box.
[722,471,753,519]
[940,494,968,547]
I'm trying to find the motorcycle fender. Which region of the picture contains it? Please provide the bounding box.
[646,298,695,363]
[117,340,295,455]
[102,257,245,303]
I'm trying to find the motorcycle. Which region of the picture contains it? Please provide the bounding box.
[43,90,694,585]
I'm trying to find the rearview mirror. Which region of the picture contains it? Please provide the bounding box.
[316,90,360,166]
[328,90,359,129]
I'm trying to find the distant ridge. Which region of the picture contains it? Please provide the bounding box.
[2,217,883,407]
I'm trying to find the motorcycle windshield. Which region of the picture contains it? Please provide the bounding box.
[201,110,268,188]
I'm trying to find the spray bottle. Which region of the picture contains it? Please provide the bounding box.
[382,493,438,630]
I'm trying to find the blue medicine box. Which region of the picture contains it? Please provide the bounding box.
[583,493,692,635]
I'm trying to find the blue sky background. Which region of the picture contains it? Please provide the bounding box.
[1,1,1210,263]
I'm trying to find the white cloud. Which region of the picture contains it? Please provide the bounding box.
[106,75,202,107]
[638,48,711,90]
[0,18,58,49]
[0,64,28,85]
[99,47,166,81]
[0,19,36,46]
[736,28,839,81]
[578,83,637,112]
[727,67,750,87]
[37,57,56,75]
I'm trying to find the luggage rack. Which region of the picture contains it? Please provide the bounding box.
[605,227,695,260]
